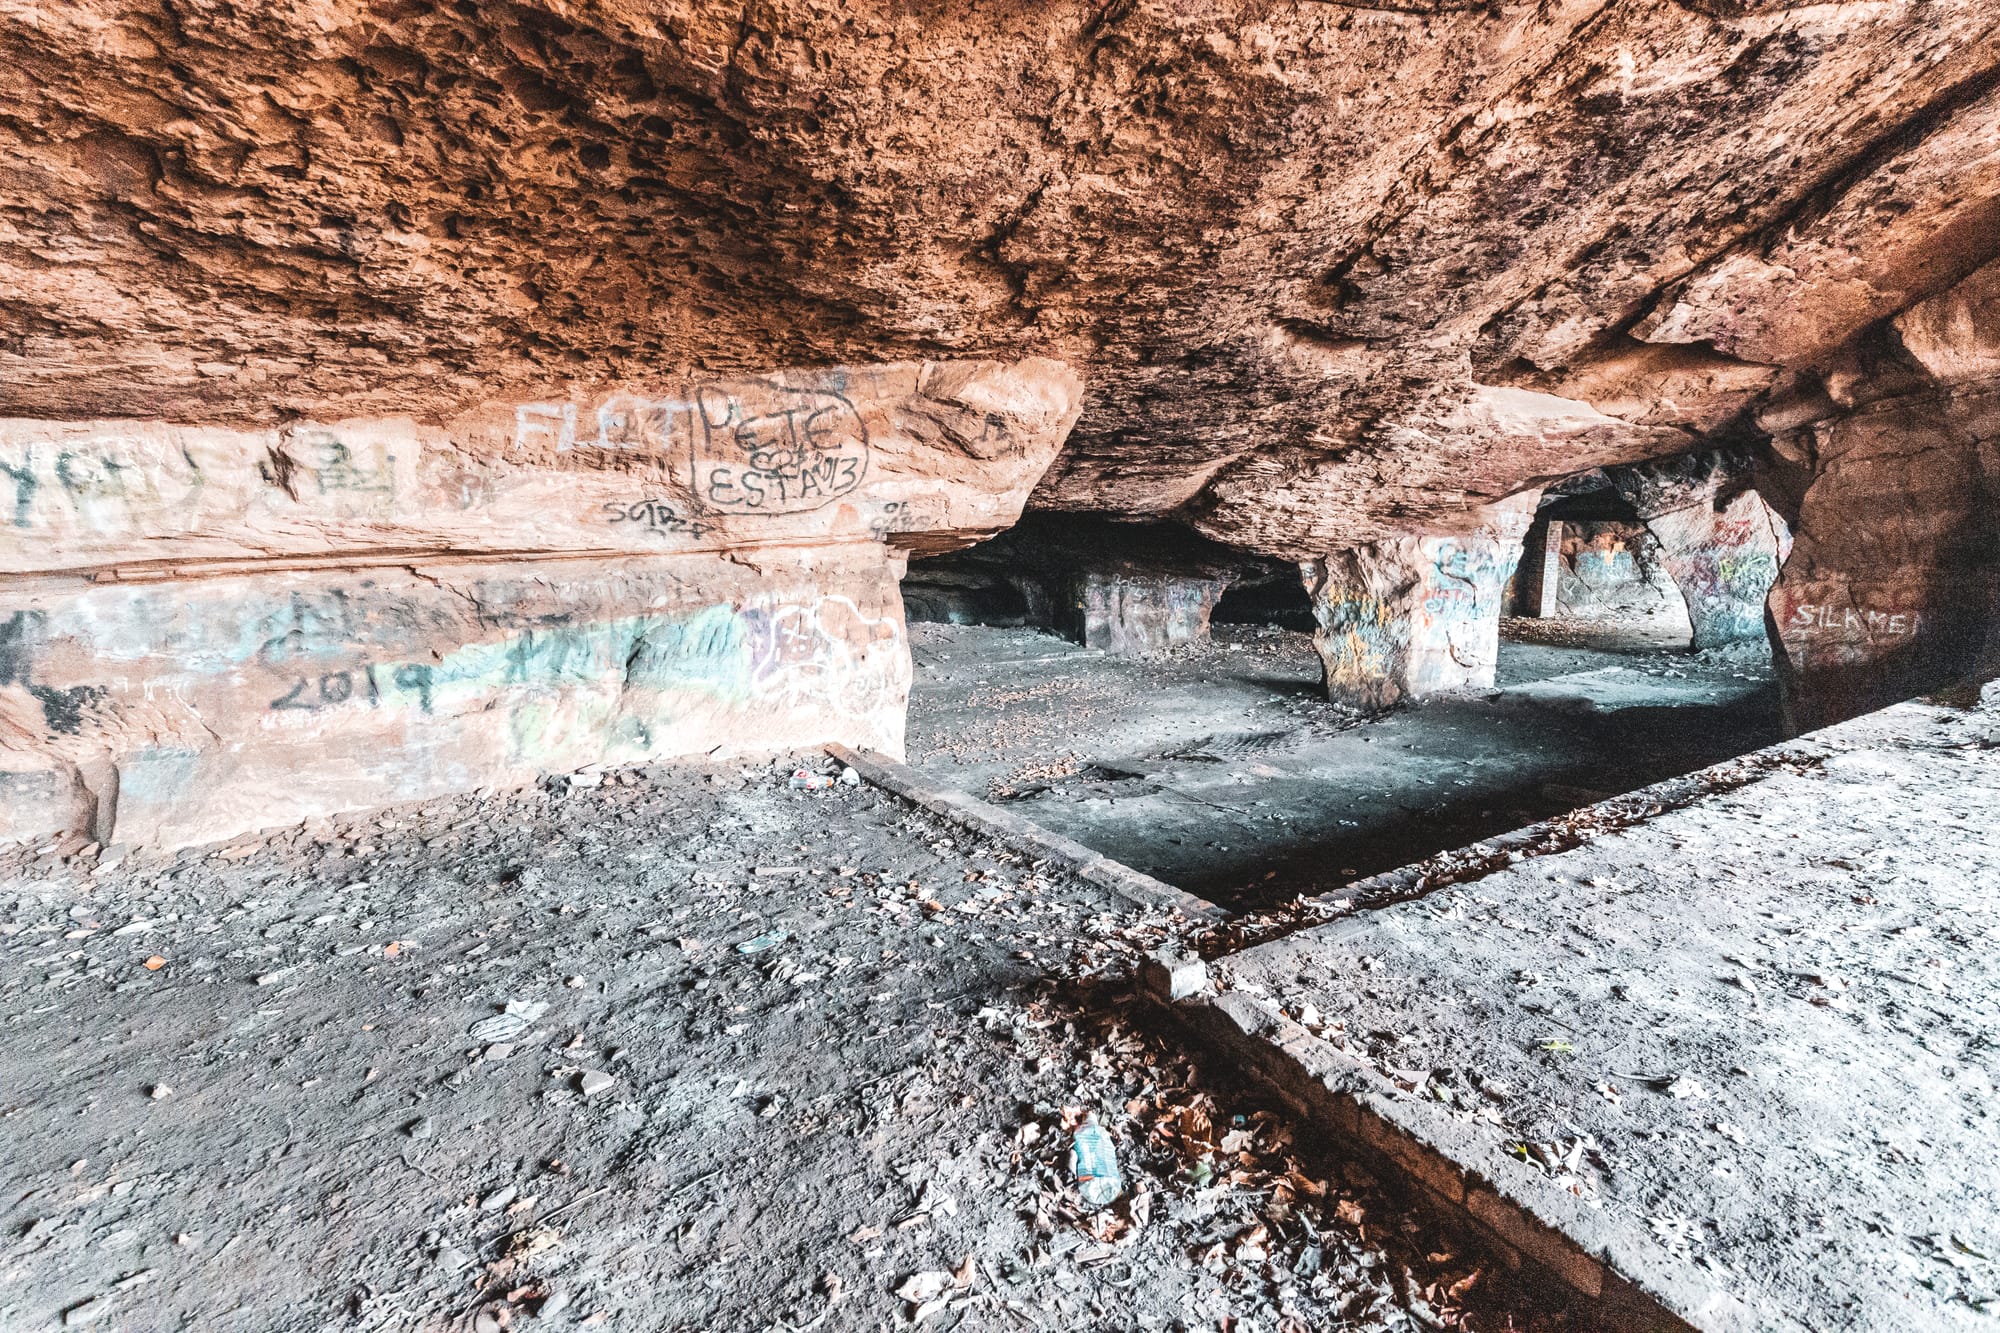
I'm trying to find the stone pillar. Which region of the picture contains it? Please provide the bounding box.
[1302,495,1537,709]
[1611,450,1790,651]
[1516,519,1564,618]
[1064,568,1229,656]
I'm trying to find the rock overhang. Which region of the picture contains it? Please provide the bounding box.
[1,1,1994,546]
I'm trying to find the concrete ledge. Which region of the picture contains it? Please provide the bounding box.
[1157,984,1708,1332]
[827,743,1224,921]
[1160,689,2000,1333]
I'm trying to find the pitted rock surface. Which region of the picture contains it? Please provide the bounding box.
[3,1,1996,552]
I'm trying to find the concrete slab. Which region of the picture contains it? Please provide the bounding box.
[1168,690,2000,1330]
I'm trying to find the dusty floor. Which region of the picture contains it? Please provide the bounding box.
[1204,690,2000,1331]
[2,758,1582,1333]
[905,621,1777,911]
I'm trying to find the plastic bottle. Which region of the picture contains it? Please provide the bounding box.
[1068,1115,1122,1207]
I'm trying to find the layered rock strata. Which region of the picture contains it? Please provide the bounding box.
[2,1,1993,552]
[0,360,1080,847]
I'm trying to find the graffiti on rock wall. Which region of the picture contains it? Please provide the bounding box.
[1419,539,1513,672]
[601,498,714,539]
[0,429,403,536]
[691,384,867,514]
[868,501,908,541]
[1421,541,1508,620]
[513,394,688,454]
[1308,532,1523,706]
[269,663,437,714]
[0,440,207,529]
[739,595,904,721]
[513,380,871,518]
[1787,604,1925,638]
[0,609,46,685]
[1675,548,1778,639]
[285,430,396,498]
[1310,581,1402,700]
[228,592,902,750]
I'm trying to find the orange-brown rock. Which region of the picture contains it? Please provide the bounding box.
[1764,260,2000,730]
[1,0,1997,843]
[1,1,1994,552]
[0,362,1078,846]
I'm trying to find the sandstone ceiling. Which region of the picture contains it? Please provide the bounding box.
[2,0,1996,557]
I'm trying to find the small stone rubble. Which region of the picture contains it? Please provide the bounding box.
[0,755,1574,1332]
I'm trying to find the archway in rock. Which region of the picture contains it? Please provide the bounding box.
[1506,487,1694,654]
[1212,572,1316,633]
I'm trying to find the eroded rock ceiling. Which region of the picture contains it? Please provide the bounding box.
[2,0,1997,555]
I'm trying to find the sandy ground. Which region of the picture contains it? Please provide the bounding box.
[1,758,1585,1333]
[905,622,1776,910]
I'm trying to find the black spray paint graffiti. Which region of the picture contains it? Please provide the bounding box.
[691,384,869,514]
[602,498,713,539]
[27,684,104,735]
[0,456,36,527]
[294,432,394,495]
[0,443,208,528]
[0,609,45,686]
[269,663,436,714]
[868,501,907,541]
[0,609,104,735]
[513,382,872,518]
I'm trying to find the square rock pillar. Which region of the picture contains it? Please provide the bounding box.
[1302,496,1537,709]
[1515,519,1565,618]
[1064,568,1230,656]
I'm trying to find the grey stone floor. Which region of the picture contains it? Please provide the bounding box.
[1203,687,2000,1330]
[905,622,1778,910]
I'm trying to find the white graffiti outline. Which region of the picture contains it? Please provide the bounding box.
[744,595,904,721]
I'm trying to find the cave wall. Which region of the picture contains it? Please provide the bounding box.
[1552,523,1683,623]
[0,360,1080,848]
[0,0,1995,826]
[1763,260,2000,731]
[1610,451,1791,650]
[2,1,1993,555]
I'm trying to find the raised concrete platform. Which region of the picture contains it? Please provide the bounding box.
[1157,684,2000,1331]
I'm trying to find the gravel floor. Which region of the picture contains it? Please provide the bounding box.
[0,756,1581,1332]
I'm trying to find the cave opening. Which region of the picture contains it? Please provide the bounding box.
[1503,486,1694,654]
[1211,570,1316,632]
